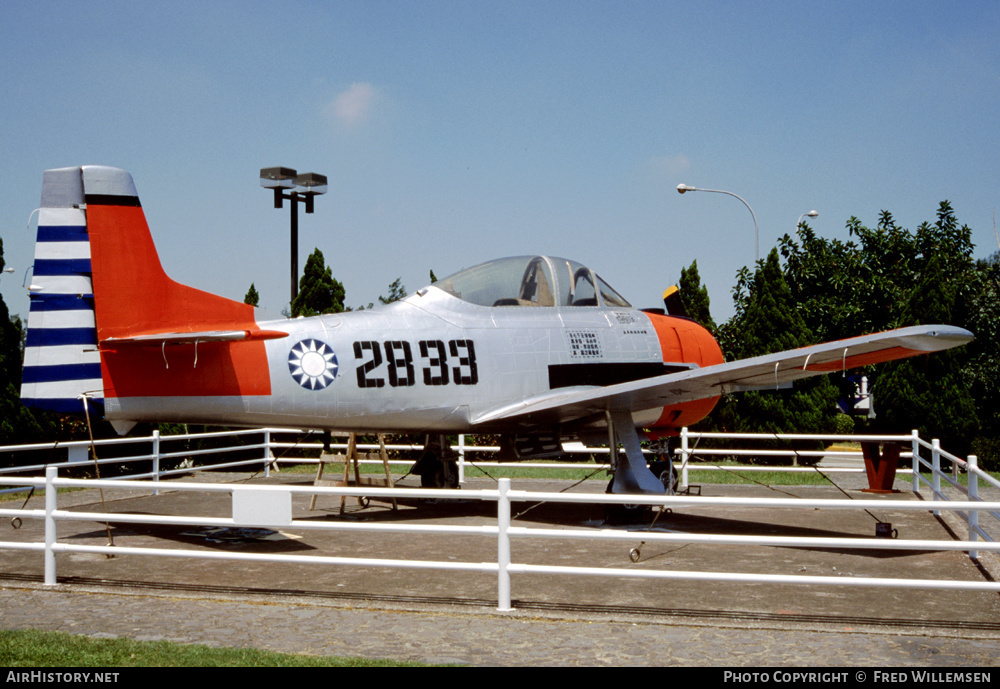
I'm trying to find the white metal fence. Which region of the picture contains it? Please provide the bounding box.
[673,428,1000,553]
[1,427,999,611]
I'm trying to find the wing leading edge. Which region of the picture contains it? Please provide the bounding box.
[472,324,973,427]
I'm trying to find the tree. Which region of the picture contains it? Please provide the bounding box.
[874,254,979,457]
[776,201,985,424]
[0,237,52,449]
[290,249,345,317]
[779,202,976,341]
[712,249,839,446]
[0,239,22,389]
[731,201,1000,465]
[965,254,1000,467]
[378,278,407,305]
[678,260,716,333]
[243,283,260,307]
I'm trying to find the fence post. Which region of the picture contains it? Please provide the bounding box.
[44,466,57,586]
[679,427,690,491]
[263,429,271,478]
[497,477,512,612]
[968,455,979,560]
[151,430,161,495]
[911,429,920,493]
[458,434,466,485]
[932,439,941,515]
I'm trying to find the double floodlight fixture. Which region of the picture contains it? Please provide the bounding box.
[260,166,329,303]
[260,167,328,213]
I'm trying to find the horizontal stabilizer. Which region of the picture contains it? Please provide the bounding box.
[101,329,288,347]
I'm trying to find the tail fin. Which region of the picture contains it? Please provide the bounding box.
[83,167,259,340]
[22,166,277,423]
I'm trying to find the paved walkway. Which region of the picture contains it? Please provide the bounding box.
[2,585,999,666]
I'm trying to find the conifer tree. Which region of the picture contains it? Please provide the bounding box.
[378,278,407,304]
[243,283,260,307]
[0,237,49,449]
[715,249,838,440]
[678,260,716,333]
[290,249,345,317]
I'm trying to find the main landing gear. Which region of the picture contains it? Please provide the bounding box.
[603,410,676,525]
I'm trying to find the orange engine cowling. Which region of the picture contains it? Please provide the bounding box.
[640,312,724,435]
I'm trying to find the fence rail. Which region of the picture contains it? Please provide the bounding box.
[3,470,1000,610]
[2,427,998,611]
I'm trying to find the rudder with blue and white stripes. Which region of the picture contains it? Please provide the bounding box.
[20,166,103,414]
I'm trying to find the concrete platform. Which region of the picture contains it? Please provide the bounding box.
[2,469,999,666]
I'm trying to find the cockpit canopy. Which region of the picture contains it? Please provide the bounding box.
[434,256,631,309]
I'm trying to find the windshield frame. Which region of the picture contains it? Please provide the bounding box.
[432,255,631,309]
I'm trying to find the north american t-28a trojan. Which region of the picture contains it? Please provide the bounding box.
[20,166,973,494]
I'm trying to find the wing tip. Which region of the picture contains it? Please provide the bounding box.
[899,324,974,351]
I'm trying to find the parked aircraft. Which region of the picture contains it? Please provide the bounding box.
[20,166,973,494]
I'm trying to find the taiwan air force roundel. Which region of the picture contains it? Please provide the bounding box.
[288,339,339,390]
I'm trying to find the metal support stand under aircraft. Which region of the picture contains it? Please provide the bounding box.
[607,410,666,495]
[412,434,460,489]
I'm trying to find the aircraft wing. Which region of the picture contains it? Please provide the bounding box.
[472,324,973,426]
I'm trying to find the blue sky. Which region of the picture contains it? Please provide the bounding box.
[2,1,998,323]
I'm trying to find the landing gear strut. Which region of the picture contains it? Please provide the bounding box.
[606,410,666,495]
[603,411,672,525]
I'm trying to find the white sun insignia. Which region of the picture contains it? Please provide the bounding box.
[288,339,339,390]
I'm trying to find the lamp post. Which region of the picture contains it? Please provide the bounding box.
[677,184,760,262]
[260,167,328,305]
[797,210,819,228]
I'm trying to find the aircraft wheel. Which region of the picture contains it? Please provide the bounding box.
[602,478,648,524]
[649,460,678,493]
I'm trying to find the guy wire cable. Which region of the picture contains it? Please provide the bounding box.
[80,394,115,554]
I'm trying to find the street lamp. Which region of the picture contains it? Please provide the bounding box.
[677,184,760,262]
[260,167,328,305]
[797,210,819,228]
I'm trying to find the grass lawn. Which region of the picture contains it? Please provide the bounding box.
[280,458,837,486]
[0,486,85,503]
[0,629,440,667]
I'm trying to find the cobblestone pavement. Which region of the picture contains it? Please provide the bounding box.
[2,585,998,667]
